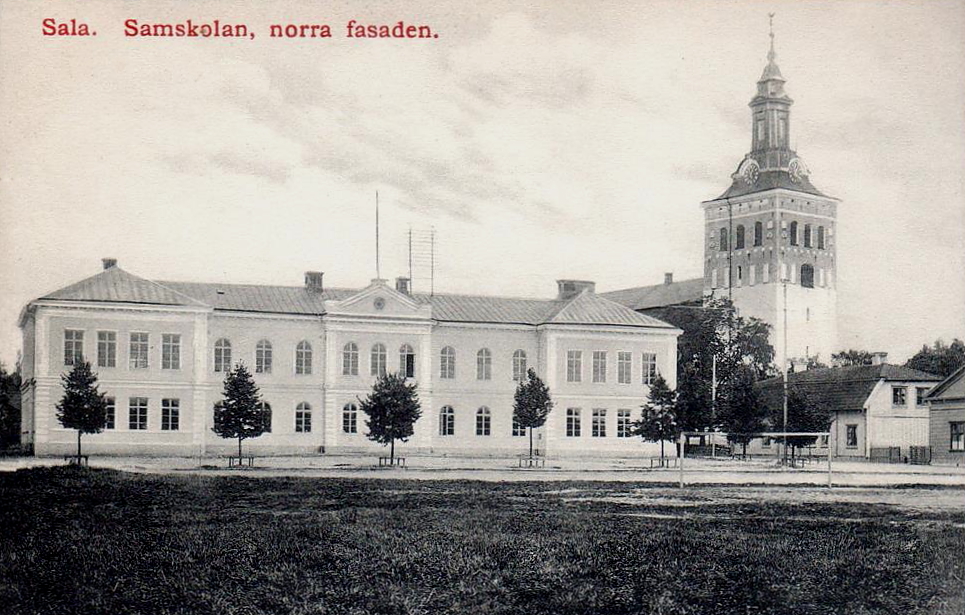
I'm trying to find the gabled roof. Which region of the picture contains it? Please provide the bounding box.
[41,267,208,308]
[600,278,704,311]
[925,364,965,401]
[33,269,678,330]
[757,364,943,413]
[712,170,829,201]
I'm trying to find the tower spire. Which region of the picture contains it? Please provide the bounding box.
[768,13,776,62]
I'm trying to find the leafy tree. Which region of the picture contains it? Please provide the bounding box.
[212,364,268,459]
[652,297,774,439]
[512,368,553,459]
[904,339,965,378]
[55,360,108,463]
[633,375,677,462]
[773,383,833,459]
[832,349,874,366]
[716,365,768,455]
[802,355,828,370]
[359,372,422,464]
[0,363,22,448]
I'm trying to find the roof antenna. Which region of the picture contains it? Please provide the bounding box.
[375,190,381,280]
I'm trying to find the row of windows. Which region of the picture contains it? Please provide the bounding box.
[338,343,421,380]
[892,386,931,407]
[565,408,636,438]
[344,345,527,381]
[566,351,658,385]
[713,263,828,289]
[100,397,181,431]
[718,222,828,251]
[64,330,182,370]
[213,339,314,375]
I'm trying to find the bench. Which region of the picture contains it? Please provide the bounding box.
[649,457,678,469]
[64,455,89,466]
[378,456,405,467]
[517,455,546,468]
[227,455,255,468]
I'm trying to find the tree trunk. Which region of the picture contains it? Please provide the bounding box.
[660,439,665,463]
[76,430,82,464]
[390,439,395,464]
[742,442,747,456]
[529,427,534,459]
[238,436,242,459]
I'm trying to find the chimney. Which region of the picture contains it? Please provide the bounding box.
[871,351,888,366]
[556,279,595,300]
[304,271,324,293]
[395,276,411,295]
[102,258,117,270]
[664,272,674,285]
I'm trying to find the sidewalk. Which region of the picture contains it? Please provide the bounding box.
[4,454,965,487]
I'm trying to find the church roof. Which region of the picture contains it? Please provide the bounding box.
[600,278,704,311]
[34,267,676,329]
[712,169,830,201]
[757,364,943,413]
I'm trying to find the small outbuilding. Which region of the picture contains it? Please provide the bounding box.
[925,365,965,466]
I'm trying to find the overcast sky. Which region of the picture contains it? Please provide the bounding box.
[1,0,963,367]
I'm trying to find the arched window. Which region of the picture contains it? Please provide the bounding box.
[800,264,815,288]
[476,348,492,380]
[256,401,272,433]
[512,350,528,382]
[371,343,386,376]
[342,402,358,434]
[440,346,455,379]
[295,402,312,433]
[719,227,728,252]
[789,221,799,246]
[255,340,272,374]
[295,341,313,375]
[754,221,763,247]
[399,344,415,378]
[439,405,455,436]
[817,226,825,249]
[475,406,491,436]
[735,225,745,249]
[214,338,231,372]
[342,342,359,376]
[803,224,812,248]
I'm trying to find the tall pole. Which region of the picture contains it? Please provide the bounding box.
[782,277,789,463]
[375,191,381,280]
[408,227,413,291]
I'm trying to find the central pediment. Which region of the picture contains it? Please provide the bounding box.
[323,279,431,320]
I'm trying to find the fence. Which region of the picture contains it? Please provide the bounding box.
[908,446,932,465]
[869,447,902,464]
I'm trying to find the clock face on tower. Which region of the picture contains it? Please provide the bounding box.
[737,158,760,186]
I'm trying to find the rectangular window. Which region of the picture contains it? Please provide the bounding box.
[129,397,148,431]
[642,353,658,385]
[846,424,858,448]
[591,409,607,438]
[97,331,116,368]
[617,409,632,438]
[592,351,607,383]
[64,330,84,366]
[296,411,312,433]
[951,422,965,452]
[512,416,525,437]
[566,351,582,383]
[161,399,180,431]
[129,333,149,370]
[161,334,181,370]
[342,406,357,434]
[892,386,907,407]
[617,352,632,384]
[566,408,581,437]
[104,397,115,430]
[916,387,929,406]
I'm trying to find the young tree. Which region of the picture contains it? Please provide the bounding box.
[774,383,833,459]
[55,360,108,463]
[0,363,22,449]
[633,375,677,463]
[716,365,768,455]
[512,368,554,459]
[832,349,874,366]
[359,372,422,464]
[904,339,965,378]
[212,364,268,459]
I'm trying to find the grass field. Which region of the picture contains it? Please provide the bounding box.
[1,467,963,614]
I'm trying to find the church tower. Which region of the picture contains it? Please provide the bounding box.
[702,17,839,368]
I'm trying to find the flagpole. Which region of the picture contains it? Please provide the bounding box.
[375,190,381,279]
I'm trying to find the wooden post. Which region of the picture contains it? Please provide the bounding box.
[827,430,833,488]
[678,432,685,488]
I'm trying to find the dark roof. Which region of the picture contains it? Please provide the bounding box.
[925,364,965,401]
[757,364,943,413]
[712,169,829,201]
[35,268,676,329]
[600,278,704,311]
